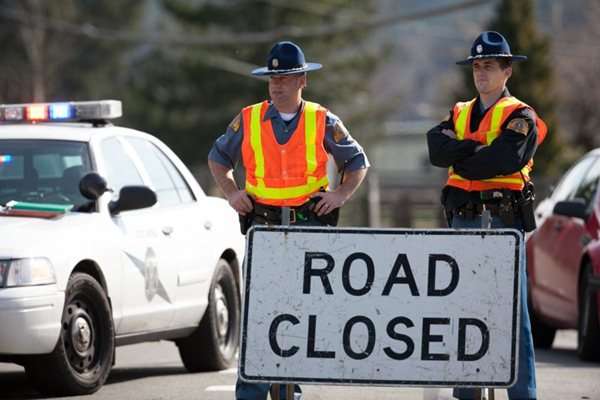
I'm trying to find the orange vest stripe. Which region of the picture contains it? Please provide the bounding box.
[446,96,547,191]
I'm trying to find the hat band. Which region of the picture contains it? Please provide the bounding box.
[269,64,308,72]
[468,53,515,60]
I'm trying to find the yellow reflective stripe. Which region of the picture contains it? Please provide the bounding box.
[449,174,524,184]
[487,103,505,144]
[304,101,318,175]
[250,103,265,187]
[486,97,522,144]
[448,173,468,181]
[481,177,524,184]
[455,103,470,140]
[246,176,329,200]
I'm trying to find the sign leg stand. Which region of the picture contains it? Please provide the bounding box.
[280,207,295,400]
[270,383,280,400]
[479,211,495,400]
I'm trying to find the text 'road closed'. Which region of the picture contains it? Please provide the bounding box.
[269,252,489,362]
[241,227,521,386]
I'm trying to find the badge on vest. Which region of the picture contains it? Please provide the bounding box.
[228,113,241,133]
[506,118,530,135]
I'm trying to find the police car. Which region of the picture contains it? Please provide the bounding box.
[0,100,245,395]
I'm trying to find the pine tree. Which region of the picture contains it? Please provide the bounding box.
[456,0,565,179]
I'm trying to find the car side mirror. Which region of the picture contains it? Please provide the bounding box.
[109,186,157,215]
[553,199,588,220]
[80,172,110,200]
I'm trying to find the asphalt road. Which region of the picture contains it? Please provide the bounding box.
[1,330,598,400]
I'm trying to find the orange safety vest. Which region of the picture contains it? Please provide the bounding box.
[446,96,547,192]
[241,100,329,206]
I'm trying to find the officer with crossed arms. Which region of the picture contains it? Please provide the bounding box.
[428,31,547,400]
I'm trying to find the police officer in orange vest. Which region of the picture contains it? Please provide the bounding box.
[427,31,546,400]
[208,41,369,400]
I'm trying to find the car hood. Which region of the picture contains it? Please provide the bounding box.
[0,212,102,257]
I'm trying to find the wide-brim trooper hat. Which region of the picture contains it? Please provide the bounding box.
[456,31,527,65]
[251,41,322,76]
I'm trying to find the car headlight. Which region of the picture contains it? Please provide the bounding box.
[0,258,56,288]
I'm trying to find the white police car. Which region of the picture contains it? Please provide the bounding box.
[0,100,245,395]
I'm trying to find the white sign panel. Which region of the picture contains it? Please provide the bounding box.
[240,227,522,387]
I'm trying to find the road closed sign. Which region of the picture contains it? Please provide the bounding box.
[240,226,523,387]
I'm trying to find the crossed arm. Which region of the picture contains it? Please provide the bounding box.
[427,110,539,180]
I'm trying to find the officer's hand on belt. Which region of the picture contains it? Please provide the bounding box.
[310,191,345,216]
[228,190,254,215]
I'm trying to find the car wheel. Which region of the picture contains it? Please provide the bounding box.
[177,259,240,372]
[25,273,114,395]
[577,263,600,361]
[528,289,556,349]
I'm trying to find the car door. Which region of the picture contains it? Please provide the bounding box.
[532,155,597,323]
[124,136,219,328]
[99,136,177,334]
[554,158,600,320]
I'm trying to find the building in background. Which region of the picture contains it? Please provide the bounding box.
[367,120,446,228]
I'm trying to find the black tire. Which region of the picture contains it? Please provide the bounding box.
[177,259,240,372]
[577,263,600,361]
[528,290,556,349]
[25,273,114,395]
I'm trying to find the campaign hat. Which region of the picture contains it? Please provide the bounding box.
[457,31,527,65]
[251,41,322,76]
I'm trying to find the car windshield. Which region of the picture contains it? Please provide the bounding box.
[0,139,92,209]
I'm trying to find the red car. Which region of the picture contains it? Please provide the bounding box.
[527,149,600,361]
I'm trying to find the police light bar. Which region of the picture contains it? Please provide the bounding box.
[0,100,122,123]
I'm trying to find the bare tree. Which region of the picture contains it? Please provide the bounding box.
[556,0,600,151]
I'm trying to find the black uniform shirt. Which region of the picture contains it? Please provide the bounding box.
[427,89,540,210]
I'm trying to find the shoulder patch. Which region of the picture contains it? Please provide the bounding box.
[228,113,241,133]
[506,118,530,135]
[333,121,349,143]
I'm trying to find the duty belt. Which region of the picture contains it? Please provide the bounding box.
[453,200,518,226]
[253,202,312,225]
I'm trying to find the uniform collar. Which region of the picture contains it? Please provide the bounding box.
[264,100,305,121]
[475,88,511,112]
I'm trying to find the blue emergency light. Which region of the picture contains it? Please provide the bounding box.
[0,100,122,123]
[49,103,74,120]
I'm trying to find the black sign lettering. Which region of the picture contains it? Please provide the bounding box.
[383,316,415,360]
[342,252,375,296]
[307,315,336,359]
[458,318,490,361]
[342,316,376,360]
[421,317,450,361]
[303,252,335,294]
[382,254,419,296]
[269,314,300,357]
[427,254,459,296]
